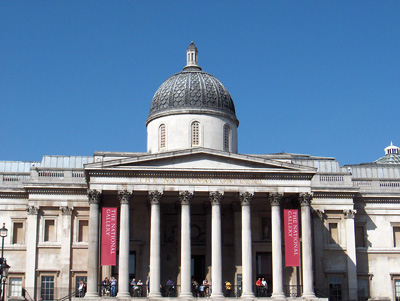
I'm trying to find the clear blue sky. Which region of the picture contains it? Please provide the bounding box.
[1,1,399,165]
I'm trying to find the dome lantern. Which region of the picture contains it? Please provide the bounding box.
[184,41,200,70]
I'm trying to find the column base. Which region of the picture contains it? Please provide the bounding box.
[179,292,194,299]
[84,292,100,298]
[302,292,317,299]
[271,292,286,300]
[211,292,224,299]
[148,292,162,298]
[241,292,255,299]
[117,292,131,298]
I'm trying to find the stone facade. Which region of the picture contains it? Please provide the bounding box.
[0,44,399,301]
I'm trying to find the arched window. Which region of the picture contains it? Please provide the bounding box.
[223,124,230,152]
[191,121,200,147]
[159,124,166,150]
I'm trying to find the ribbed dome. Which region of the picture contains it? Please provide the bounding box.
[146,43,238,125]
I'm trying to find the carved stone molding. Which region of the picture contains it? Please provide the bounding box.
[239,192,253,206]
[118,190,132,204]
[299,192,313,207]
[209,191,224,205]
[148,191,163,205]
[60,206,73,215]
[87,190,101,205]
[26,206,39,215]
[344,209,356,219]
[269,193,283,206]
[179,191,193,205]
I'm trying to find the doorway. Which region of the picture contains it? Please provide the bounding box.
[191,255,205,283]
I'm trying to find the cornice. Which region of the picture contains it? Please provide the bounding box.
[85,169,314,181]
[25,188,87,195]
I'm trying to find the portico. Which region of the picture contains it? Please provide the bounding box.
[84,148,317,299]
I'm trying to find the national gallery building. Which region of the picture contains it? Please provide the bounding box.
[1,43,399,301]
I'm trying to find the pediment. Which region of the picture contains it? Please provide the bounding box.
[86,148,316,174]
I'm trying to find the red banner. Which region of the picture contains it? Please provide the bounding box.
[101,207,117,266]
[284,209,300,267]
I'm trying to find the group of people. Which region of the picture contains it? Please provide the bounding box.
[130,278,145,297]
[256,277,269,297]
[100,276,118,297]
[191,278,211,297]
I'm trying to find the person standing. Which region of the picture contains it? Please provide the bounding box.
[224,281,232,297]
[110,277,117,297]
[261,278,268,297]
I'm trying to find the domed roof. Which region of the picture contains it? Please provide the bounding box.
[375,142,400,164]
[146,43,238,125]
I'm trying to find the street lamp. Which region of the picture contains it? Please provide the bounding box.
[0,224,8,301]
[1,260,10,301]
[0,224,7,260]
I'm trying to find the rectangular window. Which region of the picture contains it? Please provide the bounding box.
[395,279,400,301]
[75,275,87,297]
[78,220,89,242]
[9,277,23,297]
[329,223,339,245]
[355,225,365,248]
[44,220,55,242]
[394,227,400,247]
[329,277,342,301]
[12,222,24,244]
[41,276,55,300]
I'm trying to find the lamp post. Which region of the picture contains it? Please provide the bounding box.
[0,224,7,260]
[1,261,10,301]
[0,224,9,301]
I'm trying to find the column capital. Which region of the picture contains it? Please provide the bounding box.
[179,191,193,205]
[148,190,163,205]
[344,209,356,219]
[26,206,39,215]
[60,206,73,215]
[269,192,283,206]
[299,192,313,207]
[209,191,224,205]
[87,189,101,205]
[118,190,133,204]
[239,192,253,206]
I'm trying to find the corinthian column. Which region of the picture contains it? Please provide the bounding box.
[117,190,132,298]
[209,191,224,298]
[179,191,193,298]
[299,193,315,298]
[239,192,254,298]
[269,193,285,298]
[86,190,101,298]
[148,191,163,298]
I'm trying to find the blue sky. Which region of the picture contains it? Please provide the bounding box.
[1,1,399,165]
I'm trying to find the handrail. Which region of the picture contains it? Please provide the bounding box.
[23,288,34,301]
[57,291,76,301]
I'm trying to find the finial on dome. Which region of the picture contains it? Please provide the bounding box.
[184,41,201,70]
[384,141,399,155]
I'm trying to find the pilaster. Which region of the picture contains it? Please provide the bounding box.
[25,206,39,300]
[344,209,358,301]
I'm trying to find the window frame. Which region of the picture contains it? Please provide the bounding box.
[41,216,58,243]
[159,123,166,150]
[40,274,56,301]
[8,274,25,298]
[223,124,231,152]
[191,121,201,147]
[11,218,26,245]
[393,225,400,248]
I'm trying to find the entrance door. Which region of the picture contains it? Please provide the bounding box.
[256,252,272,296]
[191,255,205,283]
